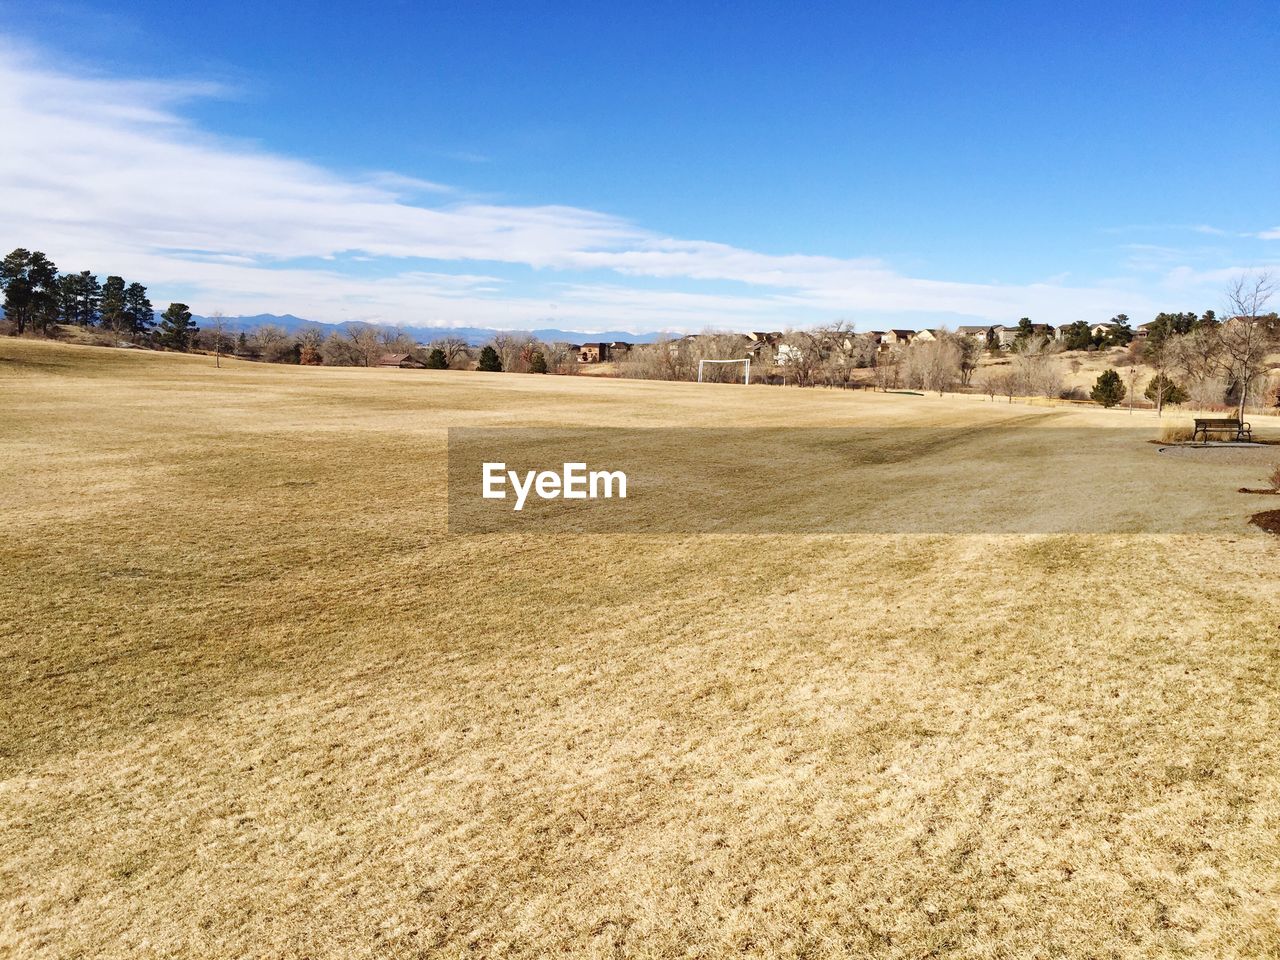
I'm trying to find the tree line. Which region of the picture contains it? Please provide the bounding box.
[2,247,198,349]
[6,245,1275,414]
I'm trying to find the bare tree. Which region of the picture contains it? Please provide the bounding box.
[492,332,537,373]
[1173,324,1225,405]
[983,370,1018,403]
[776,330,827,387]
[379,326,418,355]
[541,341,577,374]
[208,311,229,367]
[251,324,295,363]
[1220,272,1276,421]
[873,345,904,391]
[432,337,471,369]
[1142,331,1173,416]
[956,334,981,386]
[1011,337,1063,398]
[298,327,324,365]
[902,336,962,395]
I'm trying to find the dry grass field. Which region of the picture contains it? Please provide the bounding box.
[3,338,1279,959]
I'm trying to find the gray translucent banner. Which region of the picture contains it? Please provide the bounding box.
[447,427,1276,534]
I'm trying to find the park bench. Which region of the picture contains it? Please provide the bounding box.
[1192,417,1252,442]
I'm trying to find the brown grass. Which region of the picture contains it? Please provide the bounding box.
[2,338,1280,958]
[1160,421,1196,443]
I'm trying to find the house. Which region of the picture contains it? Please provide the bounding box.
[957,325,991,344]
[991,325,1019,349]
[876,329,916,352]
[376,353,426,369]
[911,329,939,343]
[579,342,611,363]
[609,341,632,355]
[1090,321,1119,340]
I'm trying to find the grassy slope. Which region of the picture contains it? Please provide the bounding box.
[1,339,1278,959]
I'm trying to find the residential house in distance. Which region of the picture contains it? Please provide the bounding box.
[609,341,632,356]
[957,325,991,345]
[578,342,611,363]
[877,329,916,352]
[991,324,1019,349]
[376,353,426,369]
[910,329,938,343]
[991,322,1054,348]
[1090,321,1119,340]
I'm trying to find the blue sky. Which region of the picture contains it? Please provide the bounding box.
[1,1,1277,331]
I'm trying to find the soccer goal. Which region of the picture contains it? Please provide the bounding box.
[697,358,751,385]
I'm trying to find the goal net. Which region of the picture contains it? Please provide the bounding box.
[697,358,751,385]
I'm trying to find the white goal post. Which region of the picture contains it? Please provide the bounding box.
[697,358,751,385]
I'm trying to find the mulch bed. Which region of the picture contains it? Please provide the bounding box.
[1249,509,1280,535]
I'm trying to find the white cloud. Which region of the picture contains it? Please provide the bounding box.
[0,38,1170,330]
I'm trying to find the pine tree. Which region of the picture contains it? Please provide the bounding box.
[1091,369,1126,408]
[58,273,81,325]
[1,249,60,335]
[100,276,127,332]
[477,345,503,371]
[1144,373,1188,406]
[1106,314,1134,346]
[528,350,548,374]
[124,283,153,336]
[425,347,448,369]
[158,303,196,351]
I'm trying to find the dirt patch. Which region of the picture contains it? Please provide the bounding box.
[1239,488,1280,495]
[1249,509,1280,535]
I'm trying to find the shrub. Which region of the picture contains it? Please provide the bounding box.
[1160,422,1194,443]
[1091,369,1126,408]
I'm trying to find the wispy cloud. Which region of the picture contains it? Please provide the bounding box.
[0,37,1209,331]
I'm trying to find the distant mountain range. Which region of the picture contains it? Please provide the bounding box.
[188,313,665,346]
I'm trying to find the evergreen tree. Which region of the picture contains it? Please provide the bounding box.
[425,347,448,369]
[58,273,82,325]
[1106,314,1134,346]
[236,331,249,355]
[158,302,196,351]
[1061,320,1093,351]
[1091,369,1126,407]
[528,350,548,374]
[1014,317,1033,344]
[477,345,503,371]
[1,248,60,335]
[124,283,154,336]
[1144,372,1188,406]
[100,276,127,332]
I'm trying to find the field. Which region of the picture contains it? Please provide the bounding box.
[3,338,1279,959]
